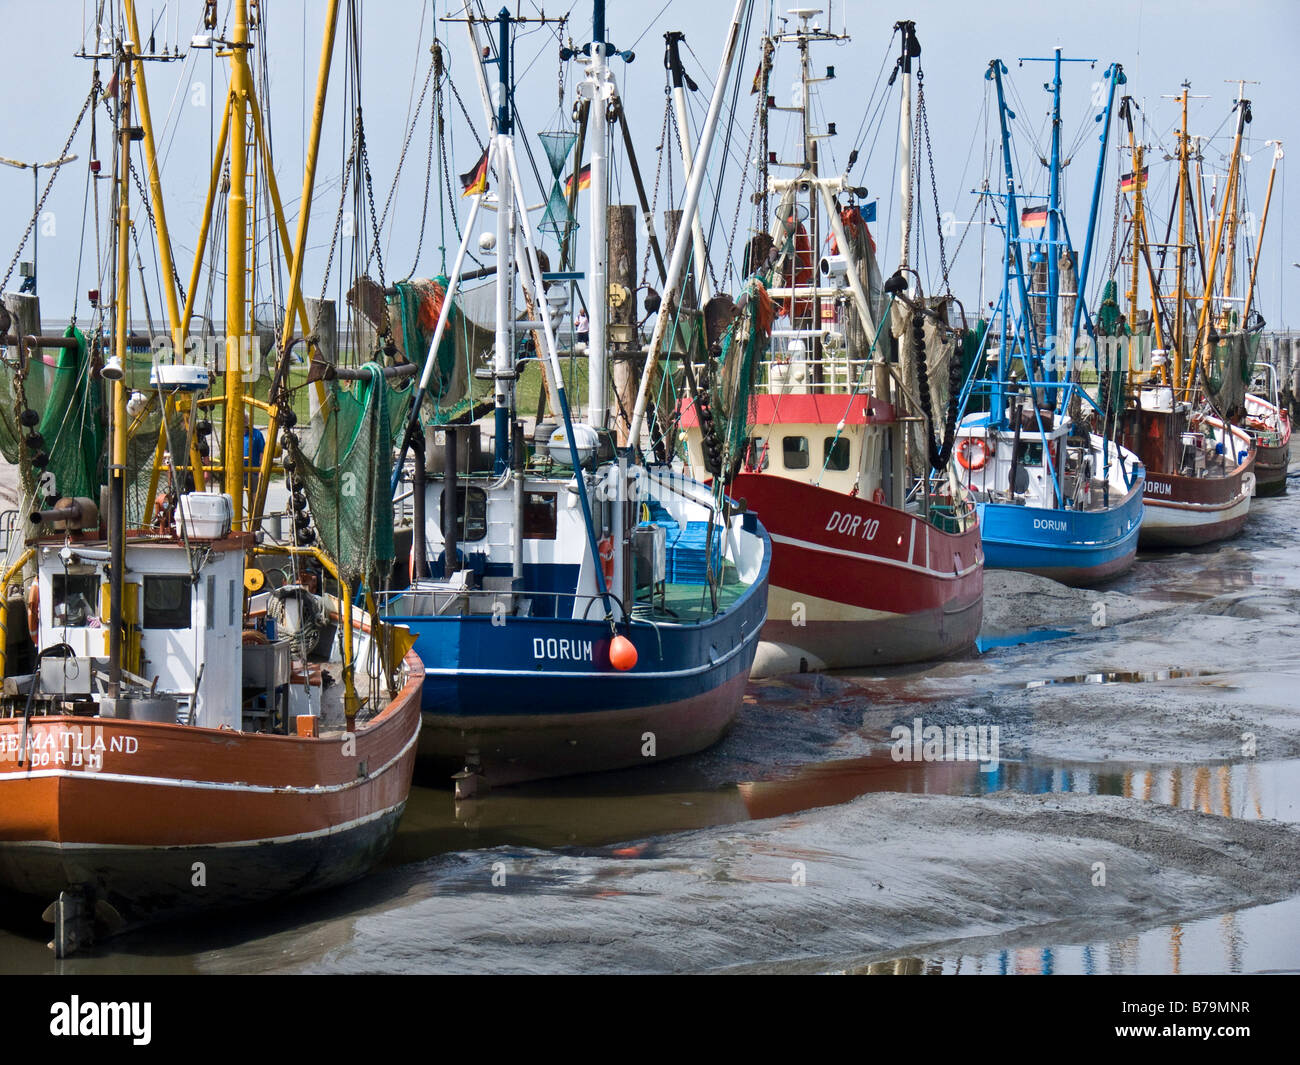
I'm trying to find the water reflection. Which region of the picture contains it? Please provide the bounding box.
[867,894,1300,975]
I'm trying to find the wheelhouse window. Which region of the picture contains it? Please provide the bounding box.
[823,436,851,472]
[439,486,488,542]
[523,491,557,540]
[782,435,810,470]
[52,574,99,628]
[143,575,192,630]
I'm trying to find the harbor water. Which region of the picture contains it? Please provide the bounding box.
[2,454,1298,974]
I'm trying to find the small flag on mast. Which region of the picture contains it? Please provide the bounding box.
[459,146,489,197]
[750,61,763,94]
[1020,205,1048,230]
[1119,166,1149,194]
[564,163,592,195]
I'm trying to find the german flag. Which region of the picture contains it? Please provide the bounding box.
[750,61,763,94]
[564,163,592,196]
[1020,205,1048,230]
[459,146,489,197]
[1120,166,1149,194]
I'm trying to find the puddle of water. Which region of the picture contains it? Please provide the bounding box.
[867,892,1300,975]
[1024,667,1209,689]
[976,628,1075,652]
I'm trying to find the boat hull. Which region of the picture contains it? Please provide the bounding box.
[0,651,423,927]
[399,535,771,785]
[1252,439,1289,497]
[1138,461,1254,547]
[975,484,1143,586]
[731,474,983,676]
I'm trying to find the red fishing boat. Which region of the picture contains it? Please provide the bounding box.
[682,16,982,677]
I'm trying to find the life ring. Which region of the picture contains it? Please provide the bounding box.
[598,536,616,582]
[25,581,39,636]
[956,437,991,472]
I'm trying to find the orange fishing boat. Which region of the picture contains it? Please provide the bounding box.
[0,0,421,954]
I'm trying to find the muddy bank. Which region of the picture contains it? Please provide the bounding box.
[265,789,1300,974]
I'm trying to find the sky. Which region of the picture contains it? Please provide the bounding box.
[1,0,1296,334]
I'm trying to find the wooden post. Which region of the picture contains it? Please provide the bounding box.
[2,294,41,345]
[608,204,638,444]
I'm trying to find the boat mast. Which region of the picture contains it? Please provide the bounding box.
[627,0,751,450]
[1189,91,1250,397]
[664,31,713,307]
[1242,139,1283,326]
[896,20,917,284]
[584,0,615,430]
[1070,62,1124,353]
[1045,48,1063,351]
[1173,85,1190,391]
[491,10,516,472]
[223,0,253,528]
[108,40,134,699]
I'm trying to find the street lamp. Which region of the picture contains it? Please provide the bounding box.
[0,153,79,294]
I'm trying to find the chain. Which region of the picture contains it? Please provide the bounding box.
[725,99,760,287]
[1,82,98,296]
[319,113,361,306]
[129,156,187,305]
[1104,173,1123,280]
[918,73,952,294]
[358,122,386,285]
[377,48,437,234]
[405,45,442,279]
[448,75,485,152]
[640,103,671,286]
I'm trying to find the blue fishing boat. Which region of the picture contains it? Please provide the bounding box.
[950,50,1144,586]
[381,2,770,786]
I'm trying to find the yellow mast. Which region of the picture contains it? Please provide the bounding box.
[1242,140,1282,326]
[224,0,252,528]
[1173,87,1190,395]
[1188,95,1248,396]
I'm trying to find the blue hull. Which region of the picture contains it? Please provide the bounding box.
[383,527,771,783]
[976,488,1143,586]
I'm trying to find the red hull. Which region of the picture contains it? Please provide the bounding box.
[0,651,423,920]
[732,474,983,674]
[1139,453,1254,548]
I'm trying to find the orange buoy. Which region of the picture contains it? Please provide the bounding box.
[609,634,638,671]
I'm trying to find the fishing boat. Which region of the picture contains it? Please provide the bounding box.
[1112,85,1262,542]
[0,0,421,955]
[950,50,1144,586]
[1245,364,1291,496]
[682,16,983,675]
[381,3,770,787]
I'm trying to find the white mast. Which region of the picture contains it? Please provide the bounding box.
[581,28,616,429]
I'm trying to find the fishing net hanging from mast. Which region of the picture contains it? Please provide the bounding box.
[286,365,408,589]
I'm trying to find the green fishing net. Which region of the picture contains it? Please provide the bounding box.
[289,364,411,586]
[0,326,105,504]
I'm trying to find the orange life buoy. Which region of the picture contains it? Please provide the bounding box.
[956,437,992,471]
[598,536,616,581]
[25,581,39,636]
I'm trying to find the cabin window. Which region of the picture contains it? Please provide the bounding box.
[523,491,558,540]
[439,486,488,542]
[782,435,810,470]
[742,437,769,471]
[823,436,851,472]
[1019,442,1044,467]
[51,574,99,628]
[143,575,192,630]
